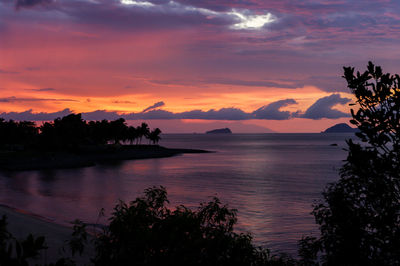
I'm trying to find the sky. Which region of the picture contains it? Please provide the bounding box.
[1,0,400,132]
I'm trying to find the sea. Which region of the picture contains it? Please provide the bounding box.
[0,133,354,256]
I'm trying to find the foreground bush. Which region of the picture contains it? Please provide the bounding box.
[0,215,47,266]
[0,187,293,266]
[299,62,400,265]
[91,186,292,266]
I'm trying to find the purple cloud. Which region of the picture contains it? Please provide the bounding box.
[15,0,53,9]
[0,96,77,102]
[25,88,56,92]
[301,94,351,119]
[0,108,72,121]
[142,101,165,112]
[253,99,297,120]
[0,69,19,74]
[0,99,305,121]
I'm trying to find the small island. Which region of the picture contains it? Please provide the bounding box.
[323,123,358,133]
[0,114,209,171]
[206,128,232,134]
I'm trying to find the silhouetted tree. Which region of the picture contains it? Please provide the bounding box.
[0,215,47,265]
[0,114,163,150]
[136,122,150,145]
[126,126,139,145]
[0,119,38,148]
[299,62,400,265]
[109,118,127,145]
[91,186,292,266]
[39,114,87,150]
[147,128,162,145]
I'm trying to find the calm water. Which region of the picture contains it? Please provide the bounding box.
[0,133,353,255]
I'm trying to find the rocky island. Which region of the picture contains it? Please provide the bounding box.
[323,123,358,133]
[206,128,232,134]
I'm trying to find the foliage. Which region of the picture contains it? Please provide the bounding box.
[0,215,47,266]
[92,186,292,266]
[0,187,295,265]
[0,119,38,148]
[299,62,400,265]
[0,114,162,151]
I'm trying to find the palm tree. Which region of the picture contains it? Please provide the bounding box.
[127,126,139,145]
[136,122,150,145]
[147,128,162,145]
[109,118,127,145]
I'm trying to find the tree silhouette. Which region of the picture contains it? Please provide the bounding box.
[126,126,139,145]
[136,122,150,145]
[0,188,294,266]
[90,186,291,266]
[0,115,162,151]
[0,215,47,265]
[0,119,38,148]
[299,62,400,265]
[148,128,162,145]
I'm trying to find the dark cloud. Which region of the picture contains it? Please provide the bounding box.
[131,108,252,120]
[25,88,56,92]
[208,76,347,92]
[82,110,122,121]
[112,100,135,104]
[203,77,299,89]
[151,75,347,92]
[253,99,297,120]
[142,101,165,112]
[301,94,351,119]
[0,69,19,74]
[179,108,252,120]
[0,96,76,102]
[0,108,72,121]
[0,99,307,121]
[134,109,176,120]
[15,0,53,9]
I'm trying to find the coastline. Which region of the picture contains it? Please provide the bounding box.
[0,204,94,264]
[0,145,211,171]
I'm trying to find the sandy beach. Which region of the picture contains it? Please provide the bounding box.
[0,205,93,265]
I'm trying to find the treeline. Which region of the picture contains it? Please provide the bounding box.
[0,114,161,150]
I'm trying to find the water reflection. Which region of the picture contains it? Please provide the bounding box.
[0,133,350,255]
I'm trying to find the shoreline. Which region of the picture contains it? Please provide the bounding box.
[0,204,94,264]
[0,145,211,171]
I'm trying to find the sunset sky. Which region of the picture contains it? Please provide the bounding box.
[1,0,400,132]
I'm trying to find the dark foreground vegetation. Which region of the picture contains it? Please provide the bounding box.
[0,115,161,150]
[1,62,400,265]
[0,116,207,170]
[0,186,294,266]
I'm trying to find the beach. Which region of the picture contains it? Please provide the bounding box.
[0,205,93,265]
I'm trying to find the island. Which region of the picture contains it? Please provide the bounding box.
[0,114,209,171]
[206,128,232,134]
[323,123,358,133]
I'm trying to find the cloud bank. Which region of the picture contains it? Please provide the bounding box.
[0,95,351,121]
[253,99,297,120]
[301,94,351,119]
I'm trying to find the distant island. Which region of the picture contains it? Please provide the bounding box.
[206,128,232,134]
[323,123,358,133]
